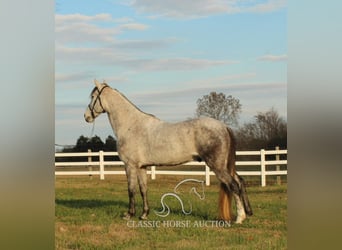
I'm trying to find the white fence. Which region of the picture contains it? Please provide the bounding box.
[55,148,287,187]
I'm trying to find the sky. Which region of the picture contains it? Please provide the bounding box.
[55,0,287,147]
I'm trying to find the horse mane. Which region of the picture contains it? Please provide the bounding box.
[113,88,159,120]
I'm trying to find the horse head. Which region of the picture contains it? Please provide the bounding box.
[84,80,109,123]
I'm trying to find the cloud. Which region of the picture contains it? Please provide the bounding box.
[56,45,237,71]
[119,23,149,30]
[55,71,129,86]
[110,37,179,50]
[114,17,135,23]
[55,13,148,46]
[55,71,95,82]
[56,22,120,44]
[120,58,237,71]
[128,0,287,19]
[56,14,174,50]
[257,54,287,62]
[55,13,113,23]
[56,12,238,72]
[177,73,257,88]
[245,0,287,13]
[56,46,123,61]
[132,82,286,101]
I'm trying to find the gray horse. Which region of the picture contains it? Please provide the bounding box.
[84,80,252,223]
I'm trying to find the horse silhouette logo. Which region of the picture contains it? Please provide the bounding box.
[154,179,205,217]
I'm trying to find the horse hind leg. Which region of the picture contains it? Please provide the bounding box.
[232,192,246,224]
[235,174,253,216]
[231,173,253,223]
[137,167,149,220]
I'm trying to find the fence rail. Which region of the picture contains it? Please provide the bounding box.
[55,148,287,187]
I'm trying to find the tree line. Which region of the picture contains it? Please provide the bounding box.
[59,91,286,154]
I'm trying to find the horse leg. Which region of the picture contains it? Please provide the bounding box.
[234,173,253,216]
[230,173,254,223]
[137,167,149,220]
[123,165,137,220]
[231,190,246,224]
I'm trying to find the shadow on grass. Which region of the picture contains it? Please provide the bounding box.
[55,198,127,209]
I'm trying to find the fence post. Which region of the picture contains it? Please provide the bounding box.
[88,149,93,180]
[275,146,281,185]
[99,150,105,180]
[260,149,266,187]
[205,165,210,186]
[151,166,156,180]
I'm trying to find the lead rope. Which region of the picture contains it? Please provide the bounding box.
[88,120,95,141]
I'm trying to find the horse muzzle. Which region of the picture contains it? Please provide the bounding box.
[84,113,94,123]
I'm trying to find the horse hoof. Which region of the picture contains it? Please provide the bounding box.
[122,212,132,220]
[139,214,148,220]
[235,216,246,224]
[235,220,243,224]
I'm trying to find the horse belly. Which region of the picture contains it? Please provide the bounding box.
[147,135,196,165]
[150,149,194,166]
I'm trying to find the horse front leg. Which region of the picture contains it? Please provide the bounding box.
[123,165,137,220]
[137,167,149,220]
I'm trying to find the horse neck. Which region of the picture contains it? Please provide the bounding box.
[104,89,152,137]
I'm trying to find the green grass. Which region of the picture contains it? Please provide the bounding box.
[55,176,287,249]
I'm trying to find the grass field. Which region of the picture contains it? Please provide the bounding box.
[55,175,287,250]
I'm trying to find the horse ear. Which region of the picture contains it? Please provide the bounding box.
[94,79,101,89]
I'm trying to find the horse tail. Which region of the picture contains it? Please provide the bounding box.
[218,127,236,221]
[219,183,233,221]
[227,127,236,175]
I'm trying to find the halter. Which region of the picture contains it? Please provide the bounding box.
[88,85,109,119]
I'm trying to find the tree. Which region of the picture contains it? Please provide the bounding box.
[104,135,120,161]
[67,135,115,153]
[104,135,117,151]
[73,135,90,152]
[236,108,287,150]
[88,135,105,152]
[195,92,242,126]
